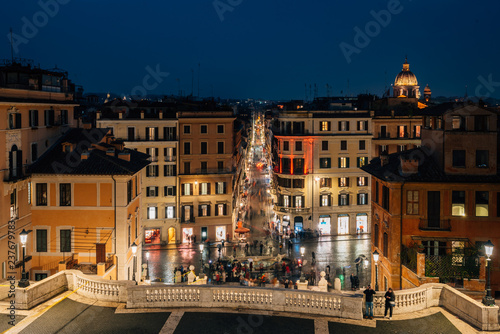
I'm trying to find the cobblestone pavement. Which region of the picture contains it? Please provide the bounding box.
[0,294,478,334]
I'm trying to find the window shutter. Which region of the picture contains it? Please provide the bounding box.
[155,187,158,196]
[328,122,331,131]
[207,205,211,216]
[346,195,350,206]
[147,208,150,219]
[146,148,150,156]
[338,178,341,187]
[181,206,185,221]
[215,205,219,216]
[181,185,185,196]
[346,122,350,131]
[346,157,350,168]
[173,186,176,196]
[328,194,331,206]
[164,186,168,196]
[364,121,368,130]
[173,206,176,218]
[338,194,341,205]
[190,206,194,221]
[293,196,296,208]
[173,147,176,156]
[207,183,211,195]
[199,184,202,195]
[190,183,193,194]
[163,127,167,140]
[223,204,227,215]
[338,158,341,168]
[29,111,32,127]
[223,182,227,194]
[155,208,158,219]
[198,205,202,217]
[327,178,331,187]
[145,128,150,141]
[357,194,360,205]
[357,121,360,131]
[155,148,159,156]
[357,158,360,168]
[346,178,350,187]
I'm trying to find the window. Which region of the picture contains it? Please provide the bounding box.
[292,179,304,188]
[321,194,331,207]
[414,125,421,138]
[397,125,408,138]
[382,186,389,210]
[184,162,190,174]
[319,178,331,188]
[406,190,419,215]
[452,191,465,216]
[357,157,367,167]
[374,224,379,248]
[340,141,347,151]
[452,116,465,130]
[339,157,349,168]
[375,181,379,203]
[338,121,349,131]
[183,205,192,222]
[146,127,158,141]
[164,186,176,196]
[44,109,54,126]
[184,142,191,155]
[379,145,387,155]
[283,195,290,207]
[293,158,304,174]
[294,196,303,208]
[217,142,224,154]
[216,204,226,216]
[474,115,488,131]
[295,141,302,152]
[60,229,71,253]
[146,148,158,162]
[359,140,365,150]
[166,206,175,219]
[127,180,132,203]
[164,147,176,162]
[164,127,176,141]
[36,183,47,206]
[216,182,226,194]
[147,206,158,219]
[36,229,47,252]
[380,125,388,138]
[184,125,191,134]
[201,142,208,154]
[29,110,39,127]
[383,233,388,256]
[476,150,489,168]
[164,165,177,177]
[59,183,71,206]
[339,194,349,206]
[217,125,224,133]
[201,161,207,173]
[60,110,68,125]
[357,120,368,131]
[398,145,406,152]
[146,186,158,197]
[200,182,210,195]
[218,161,224,171]
[357,177,367,186]
[201,125,208,134]
[322,141,328,151]
[339,177,349,187]
[319,158,331,168]
[182,183,192,196]
[475,191,489,217]
[146,165,159,177]
[283,141,289,151]
[281,158,291,173]
[320,121,331,131]
[452,150,466,167]
[31,143,38,163]
[357,193,368,205]
[127,127,135,141]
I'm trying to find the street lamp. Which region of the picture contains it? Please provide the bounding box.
[373,250,379,291]
[18,229,29,288]
[300,246,305,273]
[199,243,205,274]
[482,240,495,306]
[131,242,137,282]
[145,251,150,281]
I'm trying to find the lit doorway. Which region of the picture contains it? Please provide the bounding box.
[182,228,193,243]
[356,214,367,233]
[294,216,303,233]
[168,227,176,244]
[338,214,349,235]
[201,227,208,242]
[318,216,331,235]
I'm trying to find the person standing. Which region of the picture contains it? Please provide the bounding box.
[384,287,396,319]
[363,285,376,319]
[350,274,355,291]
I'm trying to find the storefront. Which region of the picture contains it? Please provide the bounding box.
[182,228,193,243]
[356,213,368,233]
[338,214,349,235]
[294,216,303,233]
[144,229,161,244]
[216,226,226,241]
[168,227,176,243]
[318,215,331,235]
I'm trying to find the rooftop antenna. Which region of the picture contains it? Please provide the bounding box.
[9,28,14,62]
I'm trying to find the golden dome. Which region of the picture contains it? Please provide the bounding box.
[394,59,418,86]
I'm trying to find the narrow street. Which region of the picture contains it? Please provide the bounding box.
[143,112,372,290]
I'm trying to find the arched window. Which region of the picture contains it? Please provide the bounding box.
[383,233,389,256]
[9,145,22,179]
[374,224,379,248]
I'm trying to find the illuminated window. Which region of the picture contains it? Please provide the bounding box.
[357,177,367,186]
[406,190,419,215]
[295,196,303,208]
[321,194,330,207]
[339,177,349,187]
[319,158,331,168]
[452,191,465,216]
[475,191,489,217]
[320,121,331,131]
[357,193,368,205]
[283,195,290,208]
[357,157,367,167]
[339,194,349,206]
[147,207,157,219]
[339,157,349,168]
[166,206,175,218]
[200,182,209,195]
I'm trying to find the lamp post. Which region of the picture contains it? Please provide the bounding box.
[18,229,29,288]
[131,242,137,282]
[373,250,379,291]
[199,243,205,274]
[300,246,305,273]
[482,240,495,306]
[145,251,150,281]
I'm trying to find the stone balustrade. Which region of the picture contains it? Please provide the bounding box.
[75,273,134,303]
[127,286,363,320]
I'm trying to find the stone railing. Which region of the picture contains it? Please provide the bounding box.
[127,286,362,320]
[371,283,498,331]
[75,273,134,303]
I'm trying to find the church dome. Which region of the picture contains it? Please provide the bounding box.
[394,59,418,86]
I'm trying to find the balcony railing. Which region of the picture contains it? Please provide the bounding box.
[419,218,451,231]
[164,156,176,162]
[193,168,234,175]
[377,132,391,139]
[273,205,311,214]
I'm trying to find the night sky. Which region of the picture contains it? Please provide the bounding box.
[3,0,499,100]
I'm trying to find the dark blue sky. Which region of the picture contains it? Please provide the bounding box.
[3,0,499,100]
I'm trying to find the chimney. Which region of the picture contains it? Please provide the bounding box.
[159,110,163,119]
[380,152,389,166]
[140,110,145,119]
[81,151,90,160]
[400,156,419,175]
[119,112,123,119]
[118,152,130,161]
[96,111,101,120]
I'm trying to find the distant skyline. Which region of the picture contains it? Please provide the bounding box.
[3,0,499,100]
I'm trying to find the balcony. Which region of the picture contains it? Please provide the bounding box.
[148,157,158,162]
[377,132,391,139]
[273,205,311,214]
[193,167,234,175]
[419,218,451,231]
[164,156,176,162]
